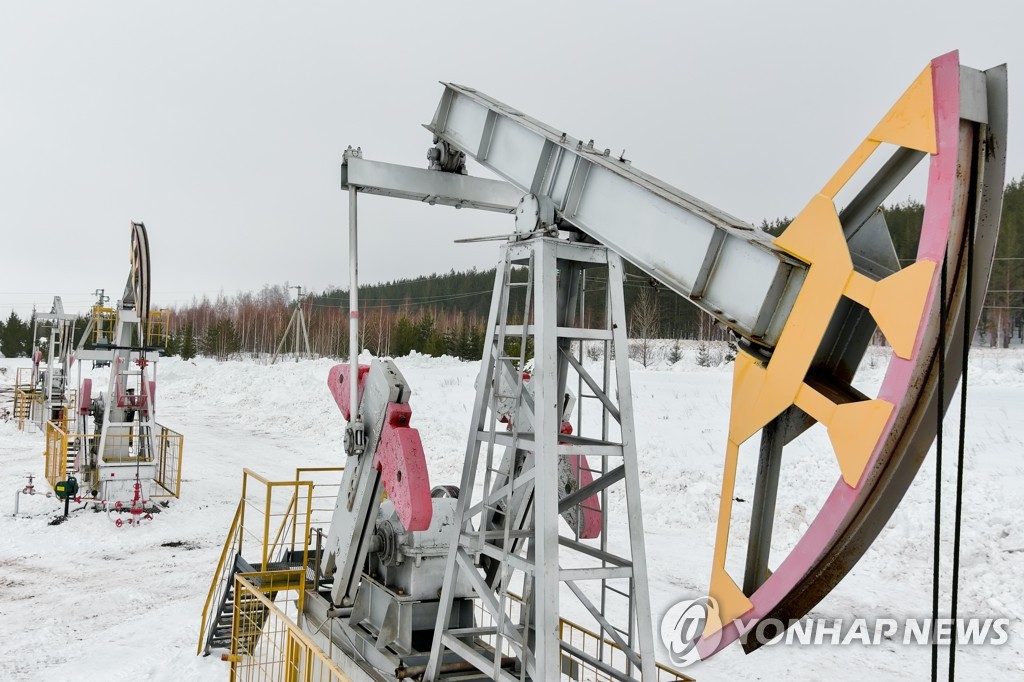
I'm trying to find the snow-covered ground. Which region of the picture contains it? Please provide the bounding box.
[1,347,1022,681]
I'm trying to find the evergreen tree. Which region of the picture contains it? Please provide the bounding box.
[0,312,31,358]
[202,318,241,360]
[443,325,462,358]
[456,325,474,360]
[668,339,683,364]
[696,341,711,368]
[164,331,181,357]
[416,314,436,352]
[724,337,738,363]
[392,316,417,357]
[425,328,446,357]
[464,325,484,361]
[180,324,197,361]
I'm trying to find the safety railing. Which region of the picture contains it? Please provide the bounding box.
[228,571,350,682]
[240,469,315,571]
[14,388,44,432]
[46,403,74,434]
[147,309,171,346]
[15,369,76,431]
[15,369,40,431]
[12,387,30,427]
[91,306,118,344]
[198,467,345,656]
[153,425,184,498]
[471,592,692,681]
[199,500,244,655]
[43,422,184,493]
[43,421,70,486]
[294,467,344,532]
[470,589,526,662]
[559,619,693,682]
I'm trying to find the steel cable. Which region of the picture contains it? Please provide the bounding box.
[931,251,946,682]
[948,181,976,680]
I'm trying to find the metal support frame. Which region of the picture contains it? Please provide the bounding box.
[742,413,787,597]
[31,297,79,426]
[342,153,523,213]
[425,236,655,681]
[91,308,159,498]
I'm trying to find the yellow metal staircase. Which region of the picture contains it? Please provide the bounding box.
[198,468,344,656]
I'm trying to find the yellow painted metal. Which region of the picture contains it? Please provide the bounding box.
[91,306,118,344]
[294,467,346,532]
[268,493,302,566]
[708,439,751,627]
[43,421,69,487]
[153,426,185,498]
[868,65,938,154]
[820,139,881,200]
[146,309,171,346]
[820,64,935,199]
[263,484,272,569]
[14,388,43,432]
[706,63,940,635]
[41,423,183,495]
[847,261,936,358]
[230,573,350,682]
[14,367,44,432]
[199,499,244,655]
[237,569,306,597]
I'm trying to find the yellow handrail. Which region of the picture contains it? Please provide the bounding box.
[242,467,272,486]
[267,492,298,564]
[153,425,185,498]
[91,306,117,343]
[198,499,243,655]
[43,421,69,487]
[230,573,351,682]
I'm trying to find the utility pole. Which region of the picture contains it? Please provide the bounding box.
[271,285,313,364]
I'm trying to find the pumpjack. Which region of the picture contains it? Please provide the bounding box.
[15,297,78,430]
[63,222,184,506]
[205,51,1007,680]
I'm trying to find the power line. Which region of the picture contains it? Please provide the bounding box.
[308,289,496,307]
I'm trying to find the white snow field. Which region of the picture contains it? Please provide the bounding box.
[1,348,1022,681]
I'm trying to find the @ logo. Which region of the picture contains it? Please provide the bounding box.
[660,596,722,667]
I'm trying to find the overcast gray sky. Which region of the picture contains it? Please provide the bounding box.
[2,0,1021,318]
